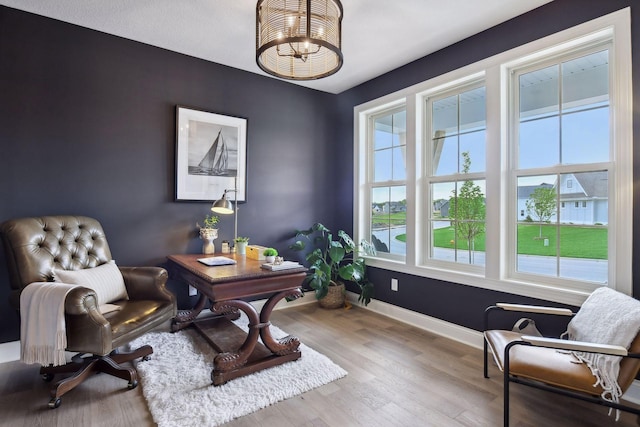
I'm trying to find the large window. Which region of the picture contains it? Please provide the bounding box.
[514,49,610,284]
[354,9,632,305]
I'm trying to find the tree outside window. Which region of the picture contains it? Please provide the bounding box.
[525,186,556,238]
[449,152,485,263]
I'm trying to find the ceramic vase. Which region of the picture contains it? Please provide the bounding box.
[200,228,218,254]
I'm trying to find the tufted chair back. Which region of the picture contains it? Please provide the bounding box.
[1,215,112,310]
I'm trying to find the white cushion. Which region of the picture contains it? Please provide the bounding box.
[54,260,128,305]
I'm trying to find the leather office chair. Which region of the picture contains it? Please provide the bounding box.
[0,215,177,408]
[484,298,640,426]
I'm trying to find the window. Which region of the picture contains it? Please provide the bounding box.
[370,108,407,256]
[428,85,486,266]
[355,9,632,305]
[514,49,610,283]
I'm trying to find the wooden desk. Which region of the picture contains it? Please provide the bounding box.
[166,254,306,385]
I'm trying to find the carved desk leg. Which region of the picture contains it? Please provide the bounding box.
[259,288,303,356]
[171,292,207,332]
[211,300,261,373]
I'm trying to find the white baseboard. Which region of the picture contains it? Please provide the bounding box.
[0,341,19,364]
[346,292,484,350]
[3,292,639,404]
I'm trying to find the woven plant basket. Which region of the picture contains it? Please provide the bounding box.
[318,282,346,309]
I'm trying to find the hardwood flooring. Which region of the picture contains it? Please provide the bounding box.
[0,304,638,426]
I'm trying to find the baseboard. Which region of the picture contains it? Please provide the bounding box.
[3,292,640,403]
[346,292,484,350]
[0,341,20,364]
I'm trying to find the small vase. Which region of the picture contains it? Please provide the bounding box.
[265,255,276,263]
[200,228,218,255]
[236,241,248,255]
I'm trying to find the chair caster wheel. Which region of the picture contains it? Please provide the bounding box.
[48,398,61,409]
[42,373,54,382]
[128,380,138,390]
[142,355,151,361]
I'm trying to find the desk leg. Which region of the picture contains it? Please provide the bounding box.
[259,288,303,356]
[171,293,207,332]
[211,300,261,372]
[209,288,303,385]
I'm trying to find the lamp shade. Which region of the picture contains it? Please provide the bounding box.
[211,196,234,214]
[256,0,343,80]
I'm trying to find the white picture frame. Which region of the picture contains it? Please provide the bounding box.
[175,106,247,202]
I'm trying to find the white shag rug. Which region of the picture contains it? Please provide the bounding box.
[128,314,347,427]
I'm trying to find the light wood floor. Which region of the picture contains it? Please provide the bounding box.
[1,304,639,427]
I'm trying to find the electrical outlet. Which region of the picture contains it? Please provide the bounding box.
[391,278,398,292]
[188,285,198,296]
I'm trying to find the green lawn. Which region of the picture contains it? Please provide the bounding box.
[393,223,607,259]
[372,213,407,227]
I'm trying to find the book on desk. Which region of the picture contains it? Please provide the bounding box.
[197,256,237,266]
[260,261,303,271]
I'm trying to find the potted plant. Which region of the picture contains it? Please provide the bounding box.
[234,236,250,255]
[263,247,278,263]
[197,214,219,254]
[290,223,376,308]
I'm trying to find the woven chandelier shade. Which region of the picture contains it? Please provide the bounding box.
[256,0,343,80]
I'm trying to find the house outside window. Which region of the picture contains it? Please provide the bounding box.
[354,9,632,305]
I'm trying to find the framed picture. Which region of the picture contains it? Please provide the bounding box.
[175,106,247,202]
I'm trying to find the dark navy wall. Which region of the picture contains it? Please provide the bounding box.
[335,0,640,331]
[0,6,340,342]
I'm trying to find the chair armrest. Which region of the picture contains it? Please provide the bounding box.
[63,286,112,355]
[64,286,102,316]
[119,266,175,302]
[521,335,628,356]
[496,303,574,316]
[484,303,575,333]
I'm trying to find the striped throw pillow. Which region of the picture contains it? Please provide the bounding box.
[54,260,128,304]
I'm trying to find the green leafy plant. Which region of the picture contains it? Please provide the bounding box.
[234,236,250,243]
[263,247,278,257]
[197,214,219,229]
[290,223,376,306]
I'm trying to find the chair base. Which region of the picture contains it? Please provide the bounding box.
[40,344,153,409]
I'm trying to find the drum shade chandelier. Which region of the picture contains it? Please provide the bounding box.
[256,0,343,80]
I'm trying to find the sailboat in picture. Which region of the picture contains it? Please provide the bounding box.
[191,130,231,176]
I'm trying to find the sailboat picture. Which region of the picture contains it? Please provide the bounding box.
[187,123,238,177]
[176,106,246,202]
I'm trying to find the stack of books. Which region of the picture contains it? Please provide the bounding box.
[260,261,303,271]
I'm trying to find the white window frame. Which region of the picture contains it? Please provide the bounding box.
[366,105,409,262]
[354,8,632,306]
[506,42,614,294]
[423,79,487,273]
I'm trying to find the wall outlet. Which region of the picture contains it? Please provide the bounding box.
[391,278,398,292]
[188,285,198,296]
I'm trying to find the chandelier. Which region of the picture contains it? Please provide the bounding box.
[256,0,343,80]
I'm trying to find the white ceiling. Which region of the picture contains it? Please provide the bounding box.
[1,0,553,94]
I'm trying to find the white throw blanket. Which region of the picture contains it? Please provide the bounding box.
[20,282,77,366]
[566,287,640,418]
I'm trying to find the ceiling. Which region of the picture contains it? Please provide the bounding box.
[1,0,553,94]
